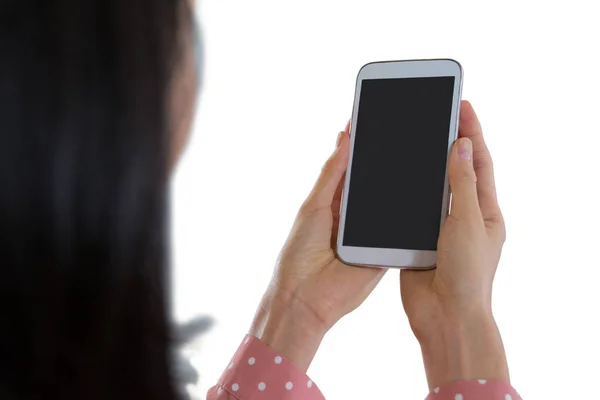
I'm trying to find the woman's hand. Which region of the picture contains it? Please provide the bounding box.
[250,122,386,372]
[400,101,509,389]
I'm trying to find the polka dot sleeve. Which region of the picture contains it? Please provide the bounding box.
[426,380,522,400]
[207,334,325,400]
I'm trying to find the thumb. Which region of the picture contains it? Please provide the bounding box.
[302,131,349,212]
[448,138,480,220]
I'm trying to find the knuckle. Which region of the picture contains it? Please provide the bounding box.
[450,168,476,185]
[497,217,507,244]
[462,169,477,182]
[298,195,326,218]
[298,199,316,216]
[321,157,335,175]
[474,148,494,170]
[447,209,478,225]
[487,214,506,244]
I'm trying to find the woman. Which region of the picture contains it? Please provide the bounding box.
[0,0,520,399]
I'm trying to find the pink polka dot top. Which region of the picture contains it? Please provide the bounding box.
[207,335,522,400]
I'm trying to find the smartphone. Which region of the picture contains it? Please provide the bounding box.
[336,59,463,269]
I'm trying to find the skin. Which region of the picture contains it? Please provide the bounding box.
[248,101,510,383]
[401,101,509,388]
[249,121,386,371]
[171,9,508,383]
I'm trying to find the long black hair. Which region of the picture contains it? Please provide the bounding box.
[0,0,192,398]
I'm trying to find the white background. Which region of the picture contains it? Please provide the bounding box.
[172,1,600,399]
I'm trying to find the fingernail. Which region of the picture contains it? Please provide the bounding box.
[336,131,344,148]
[458,138,472,160]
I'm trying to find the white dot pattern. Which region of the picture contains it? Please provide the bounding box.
[424,380,521,400]
[218,336,325,398]
[218,336,520,400]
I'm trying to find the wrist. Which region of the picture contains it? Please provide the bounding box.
[249,290,327,372]
[419,309,510,389]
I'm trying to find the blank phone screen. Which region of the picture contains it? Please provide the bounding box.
[342,77,456,251]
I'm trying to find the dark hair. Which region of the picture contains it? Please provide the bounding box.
[0,0,192,398]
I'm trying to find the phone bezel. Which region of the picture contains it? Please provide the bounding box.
[336,59,463,269]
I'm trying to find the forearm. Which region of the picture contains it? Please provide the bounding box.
[419,310,510,390]
[249,291,327,372]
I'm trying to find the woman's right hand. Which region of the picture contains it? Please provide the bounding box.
[400,101,509,390]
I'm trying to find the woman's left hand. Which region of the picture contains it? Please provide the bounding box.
[250,122,386,372]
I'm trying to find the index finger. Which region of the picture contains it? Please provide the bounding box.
[458,101,502,222]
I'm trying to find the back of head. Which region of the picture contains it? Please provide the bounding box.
[0,0,188,398]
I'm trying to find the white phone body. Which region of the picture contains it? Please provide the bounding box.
[336,59,463,269]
